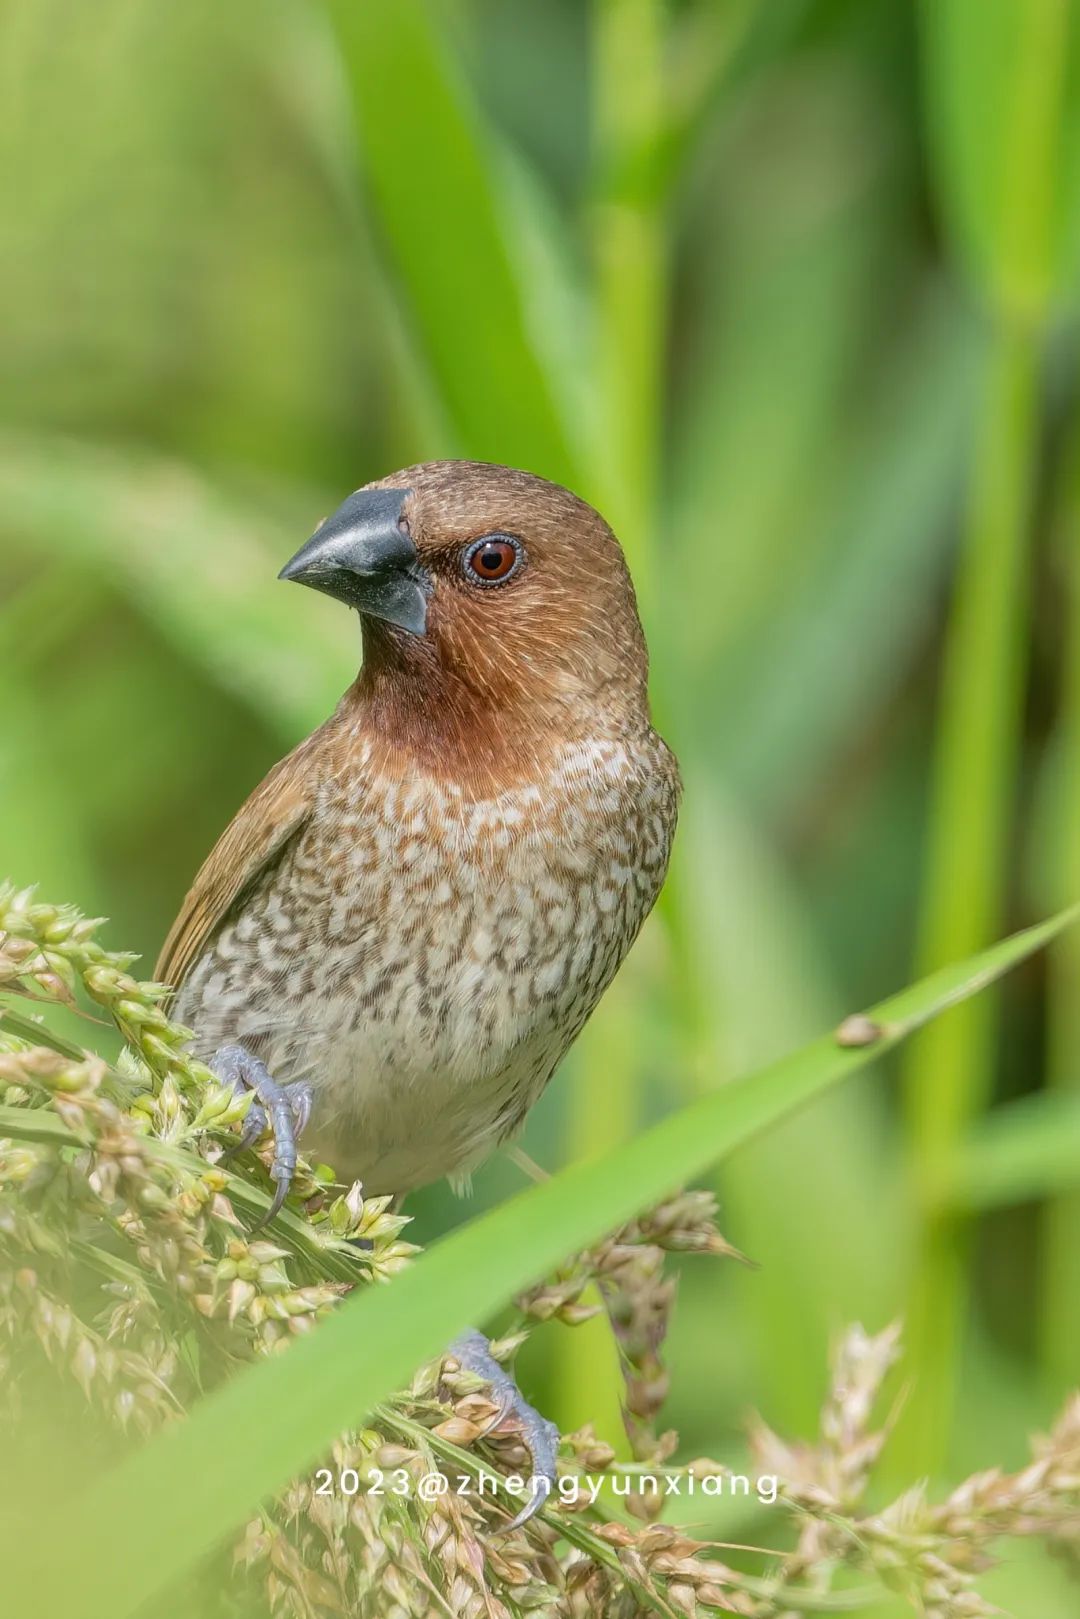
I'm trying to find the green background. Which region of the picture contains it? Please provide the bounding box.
[4,1,1080,1610]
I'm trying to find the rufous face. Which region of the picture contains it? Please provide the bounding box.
[372,461,650,719]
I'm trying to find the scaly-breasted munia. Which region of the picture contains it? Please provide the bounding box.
[158,461,679,1522]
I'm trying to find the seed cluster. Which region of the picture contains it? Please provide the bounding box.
[3,885,1080,1618]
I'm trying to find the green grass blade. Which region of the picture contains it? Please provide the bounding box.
[946,1091,1080,1213]
[899,0,1074,1474]
[12,906,1077,1619]
[588,0,666,599]
[898,316,1039,1476]
[920,0,1076,315]
[547,0,672,1449]
[322,0,580,485]
[902,326,1039,1152]
[1039,404,1080,1384]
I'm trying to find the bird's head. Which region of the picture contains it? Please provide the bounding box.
[279,461,651,771]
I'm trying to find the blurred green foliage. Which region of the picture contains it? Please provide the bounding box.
[4,1,1080,1611]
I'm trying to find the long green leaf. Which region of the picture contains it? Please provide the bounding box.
[1041,399,1080,1381]
[920,0,1080,313]
[11,906,1077,1619]
[898,0,1073,1474]
[323,0,580,486]
[548,0,671,1444]
[947,1091,1080,1212]
[898,320,1039,1476]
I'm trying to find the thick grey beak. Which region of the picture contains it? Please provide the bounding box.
[279,487,429,636]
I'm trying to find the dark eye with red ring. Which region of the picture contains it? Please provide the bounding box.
[462,534,524,586]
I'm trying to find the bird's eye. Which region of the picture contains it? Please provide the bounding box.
[462,534,524,586]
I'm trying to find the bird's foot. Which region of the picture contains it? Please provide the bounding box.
[446,1330,559,1532]
[210,1042,313,1225]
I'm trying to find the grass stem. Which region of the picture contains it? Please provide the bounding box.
[898,318,1039,1473]
[1039,400,1080,1387]
[552,0,670,1446]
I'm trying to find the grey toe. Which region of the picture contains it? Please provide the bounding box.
[448,1330,559,1531]
[209,1042,305,1228]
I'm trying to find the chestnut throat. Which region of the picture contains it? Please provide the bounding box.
[345,619,636,790]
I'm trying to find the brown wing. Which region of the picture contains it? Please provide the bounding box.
[155,727,327,991]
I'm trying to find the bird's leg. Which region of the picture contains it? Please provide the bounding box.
[208,1051,555,1521]
[210,1042,313,1224]
[447,1329,560,1532]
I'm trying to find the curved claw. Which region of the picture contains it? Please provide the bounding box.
[448,1330,560,1532]
[255,1161,291,1230]
[500,1412,560,1532]
[209,1043,312,1229]
[237,1100,268,1152]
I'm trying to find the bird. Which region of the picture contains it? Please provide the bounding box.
[157,460,680,1524]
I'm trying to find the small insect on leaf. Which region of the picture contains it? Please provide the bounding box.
[834,1014,885,1049]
